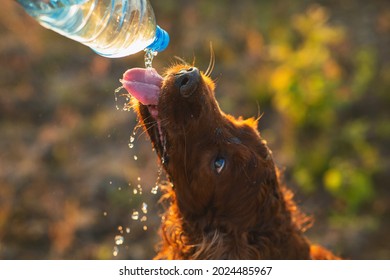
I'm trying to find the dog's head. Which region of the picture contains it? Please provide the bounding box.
[122,64,278,227]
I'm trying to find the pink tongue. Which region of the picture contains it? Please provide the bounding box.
[121,68,163,105]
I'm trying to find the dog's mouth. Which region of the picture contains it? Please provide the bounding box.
[120,67,167,161]
[121,66,206,166]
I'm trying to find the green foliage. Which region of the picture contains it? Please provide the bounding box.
[253,6,379,215]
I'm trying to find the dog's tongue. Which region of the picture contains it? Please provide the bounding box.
[121,68,162,105]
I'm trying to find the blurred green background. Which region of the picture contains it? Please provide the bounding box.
[0,0,389,259]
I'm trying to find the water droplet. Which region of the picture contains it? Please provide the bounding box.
[109,181,112,185]
[140,216,147,222]
[115,85,123,93]
[113,246,119,257]
[114,85,126,111]
[130,136,135,143]
[118,187,122,191]
[115,235,124,245]
[128,143,134,149]
[137,184,143,194]
[126,227,131,234]
[143,225,148,231]
[118,226,123,231]
[131,211,139,220]
[151,185,158,194]
[103,211,107,216]
[134,155,138,160]
[133,188,138,195]
[137,177,141,181]
[141,202,148,214]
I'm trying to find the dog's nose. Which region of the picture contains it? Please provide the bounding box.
[174,67,200,97]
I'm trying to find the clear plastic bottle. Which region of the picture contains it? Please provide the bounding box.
[16,0,169,57]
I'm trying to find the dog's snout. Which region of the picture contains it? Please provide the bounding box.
[174,67,200,97]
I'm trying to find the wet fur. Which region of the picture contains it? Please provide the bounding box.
[133,63,340,260]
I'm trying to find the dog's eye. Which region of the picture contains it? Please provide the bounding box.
[214,157,226,174]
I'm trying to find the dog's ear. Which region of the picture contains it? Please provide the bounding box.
[251,150,278,190]
[242,118,273,162]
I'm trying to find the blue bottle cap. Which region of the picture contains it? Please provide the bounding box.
[147,25,170,52]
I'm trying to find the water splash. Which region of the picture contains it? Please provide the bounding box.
[126,227,131,234]
[144,49,158,68]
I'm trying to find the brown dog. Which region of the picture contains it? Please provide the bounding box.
[121,63,340,259]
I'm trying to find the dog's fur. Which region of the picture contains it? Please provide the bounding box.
[133,63,340,259]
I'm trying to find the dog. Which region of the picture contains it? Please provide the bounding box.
[121,62,340,259]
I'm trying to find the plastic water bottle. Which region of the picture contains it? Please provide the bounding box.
[16,0,169,58]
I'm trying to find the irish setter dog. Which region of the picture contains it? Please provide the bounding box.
[121,62,340,260]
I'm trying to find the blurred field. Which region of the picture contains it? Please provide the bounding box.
[0,0,389,259]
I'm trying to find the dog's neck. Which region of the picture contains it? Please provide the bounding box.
[156,178,311,260]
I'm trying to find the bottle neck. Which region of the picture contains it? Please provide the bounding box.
[146,25,169,52]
